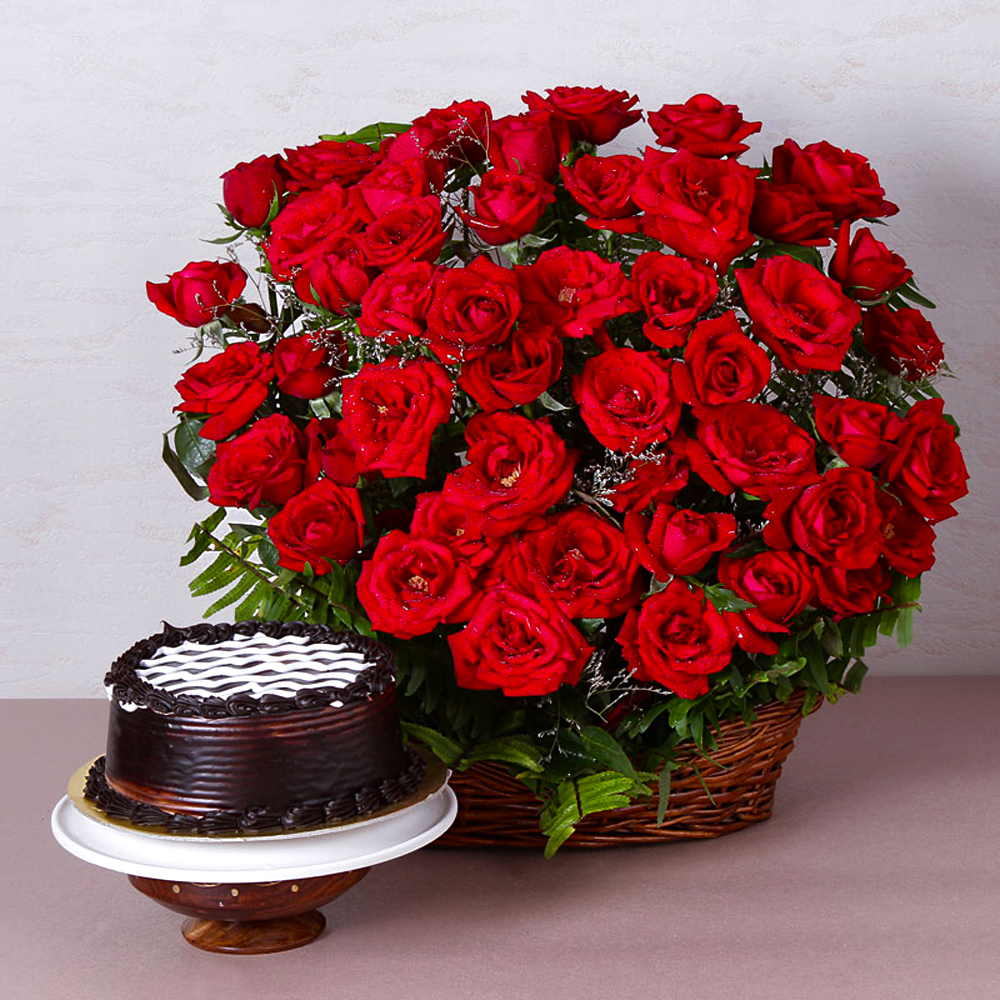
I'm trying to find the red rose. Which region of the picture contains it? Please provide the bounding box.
[693,401,818,498]
[515,247,635,339]
[606,438,691,513]
[221,154,287,229]
[425,256,521,362]
[443,412,577,535]
[718,549,816,630]
[505,508,643,618]
[813,393,906,469]
[560,154,643,228]
[281,139,381,193]
[304,417,359,486]
[264,182,367,280]
[749,180,835,246]
[763,466,884,569]
[875,491,935,578]
[488,111,571,180]
[813,561,892,619]
[361,195,447,269]
[617,580,735,699]
[358,261,437,344]
[633,147,756,270]
[389,100,492,166]
[771,139,898,223]
[358,531,476,638]
[409,491,497,570]
[272,333,341,399]
[292,235,373,313]
[457,327,563,412]
[449,587,589,697]
[521,86,641,145]
[147,260,247,328]
[341,357,453,480]
[266,479,365,573]
[862,305,945,380]
[736,255,862,372]
[630,251,718,349]
[880,398,969,524]
[456,169,555,246]
[174,341,274,441]
[648,94,762,158]
[624,504,737,579]
[574,348,682,453]
[207,414,305,509]
[830,221,912,298]
[357,157,435,217]
[672,312,771,409]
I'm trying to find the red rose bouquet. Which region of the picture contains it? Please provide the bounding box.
[154,87,967,853]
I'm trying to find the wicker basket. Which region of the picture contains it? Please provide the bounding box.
[437,691,816,848]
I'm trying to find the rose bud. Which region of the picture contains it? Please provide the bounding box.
[456,169,556,246]
[357,261,437,344]
[304,417,359,486]
[387,99,493,167]
[292,235,373,314]
[813,561,892,620]
[875,491,936,578]
[862,305,945,380]
[361,195,448,268]
[624,504,738,579]
[147,260,247,328]
[281,139,381,193]
[607,438,691,514]
[457,327,563,412]
[357,156,436,217]
[267,480,365,573]
[830,221,912,298]
[272,333,341,399]
[560,154,643,227]
[221,154,287,229]
[489,111,571,180]
[521,85,642,145]
[409,491,497,569]
[648,93,762,158]
[813,393,906,469]
[750,180,835,246]
[718,550,816,631]
[630,251,718,349]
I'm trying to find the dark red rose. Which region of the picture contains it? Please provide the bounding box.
[488,111,571,180]
[763,466,884,569]
[560,154,643,228]
[630,251,718,349]
[648,94,762,158]
[830,221,912,298]
[515,247,635,339]
[266,479,365,573]
[409,491,498,570]
[633,148,756,270]
[221,154,287,229]
[442,412,577,536]
[862,305,945,380]
[521,86,641,145]
[718,549,816,630]
[693,401,818,499]
[736,255,862,372]
[292,235,373,313]
[813,393,906,469]
[617,580,735,699]
[425,255,521,362]
[606,437,691,513]
[880,398,969,524]
[341,357,453,480]
[174,341,274,441]
[749,180,835,246]
[304,417,359,486]
[281,139,381,193]
[264,182,368,280]
[457,327,563,412]
[672,312,770,409]
[147,260,247,328]
[456,169,555,246]
[771,139,898,223]
[357,531,476,638]
[272,333,341,399]
[813,560,892,620]
[207,414,305,509]
[573,348,681,453]
[624,504,737,579]
[361,195,447,269]
[505,507,643,618]
[388,100,493,166]
[357,261,437,344]
[448,587,589,697]
[875,491,936,578]
[357,157,435,217]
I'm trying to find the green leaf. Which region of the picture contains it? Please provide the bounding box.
[400,723,463,766]
[842,659,869,692]
[701,583,755,613]
[627,700,673,737]
[179,508,226,565]
[318,121,412,147]
[257,536,281,573]
[175,420,216,478]
[540,772,635,858]
[896,281,937,310]
[202,571,257,618]
[758,242,824,270]
[536,391,571,412]
[459,736,544,773]
[234,579,271,621]
[578,726,638,782]
[656,763,676,827]
[162,433,209,501]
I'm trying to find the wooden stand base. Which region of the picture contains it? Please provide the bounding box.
[128,868,369,954]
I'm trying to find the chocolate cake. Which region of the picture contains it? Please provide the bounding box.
[83,621,425,834]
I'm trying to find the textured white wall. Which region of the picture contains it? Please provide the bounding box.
[2,0,997,695]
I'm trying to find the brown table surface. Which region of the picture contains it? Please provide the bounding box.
[4,678,999,1000]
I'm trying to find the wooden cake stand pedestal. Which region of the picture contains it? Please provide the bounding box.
[51,761,456,955]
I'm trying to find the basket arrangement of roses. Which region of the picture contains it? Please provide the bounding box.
[152,86,968,853]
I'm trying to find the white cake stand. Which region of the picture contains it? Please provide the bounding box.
[52,773,457,954]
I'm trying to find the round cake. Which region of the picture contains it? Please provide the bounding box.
[83,621,425,834]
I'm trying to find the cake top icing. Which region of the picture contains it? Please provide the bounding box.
[104,621,395,717]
